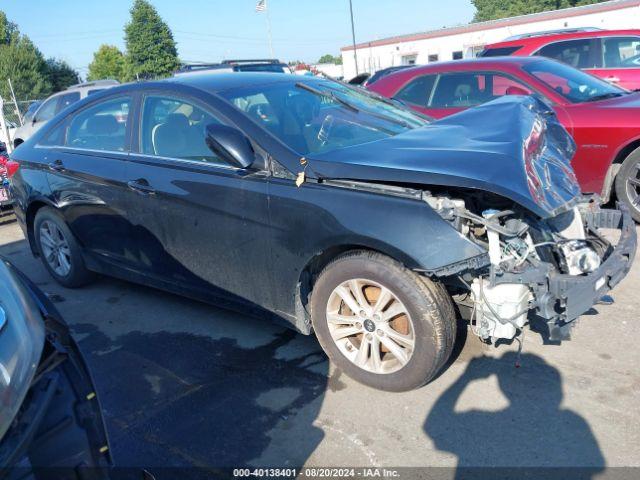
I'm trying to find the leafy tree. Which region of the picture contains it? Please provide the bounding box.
[124,0,179,79]
[0,11,18,45]
[88,45,128,82]
[472,0,606,22]
[0,35,51,101]
[45,58,80,92]
[317,54,343,65]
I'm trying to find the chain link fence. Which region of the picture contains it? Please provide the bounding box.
[0,79,43,153]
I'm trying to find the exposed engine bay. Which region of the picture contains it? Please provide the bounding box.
[424,192,636,343]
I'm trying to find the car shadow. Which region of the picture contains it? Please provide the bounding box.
[424,351,605,479]
[0,236,329,478]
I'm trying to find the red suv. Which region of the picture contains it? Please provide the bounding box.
[480,29,640,91]
[368,57,640,221]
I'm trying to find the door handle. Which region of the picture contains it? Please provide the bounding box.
[48,160,65,172]
[605,76,620,83]
[127,179,156,195]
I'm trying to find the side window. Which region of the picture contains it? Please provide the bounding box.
[56,92,81,114]
[141,96,224,164]
[491,74,532,96]
[66,97,130,152]
[395,75,437,107]
[39,121,68,147]
[34,96,59,123]
[603,36,640,68]
[429,72,531,108]
[430,72,489,108]
[536,39,601,69]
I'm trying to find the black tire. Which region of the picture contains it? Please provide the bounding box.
[311,250,456,392]
[34,207,94,287]
[615,147,640,223]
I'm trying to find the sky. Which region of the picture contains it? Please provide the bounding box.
[0,0,475,77]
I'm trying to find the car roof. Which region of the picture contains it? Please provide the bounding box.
[383,56,544,74]
[485,28,640,49]
[161,71,323,94]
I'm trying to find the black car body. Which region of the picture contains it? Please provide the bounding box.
[8,73,637,391]
[0,258,112,476]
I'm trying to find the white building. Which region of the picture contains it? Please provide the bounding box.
[341,0,640,80]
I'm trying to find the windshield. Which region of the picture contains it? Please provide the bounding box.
[221,79,428,155]
[522,59,626,103]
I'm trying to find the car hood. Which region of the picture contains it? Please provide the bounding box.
[594,91,640,108]
[306,96,581,219]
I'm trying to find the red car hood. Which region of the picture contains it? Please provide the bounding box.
[590,91,640,109]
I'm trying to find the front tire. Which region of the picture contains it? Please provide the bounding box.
[311,250,456,392]
[615,147,640,222]
[34,207,94,288]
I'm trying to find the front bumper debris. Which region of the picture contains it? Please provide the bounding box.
[534,205,635,340]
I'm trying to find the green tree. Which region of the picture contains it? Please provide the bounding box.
[45,58,80,92]
[472,0,606,22]
[317,54,343,65]
[0,11,19,45]
[88,45,128,82]
[124,0,179,79]
[0,36,51,101]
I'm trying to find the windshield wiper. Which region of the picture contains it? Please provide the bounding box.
[585,92,625,102]
[295,82,359,113]
[296,82,414,129]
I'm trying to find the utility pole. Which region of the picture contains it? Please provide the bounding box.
[349,0,359,75]
[266,2,275,58]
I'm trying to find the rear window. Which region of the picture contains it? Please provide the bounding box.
[478,46,523,57]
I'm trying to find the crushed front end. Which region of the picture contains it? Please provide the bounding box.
[429,193,636,342]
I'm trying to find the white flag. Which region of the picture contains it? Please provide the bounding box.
[255,0,267,12]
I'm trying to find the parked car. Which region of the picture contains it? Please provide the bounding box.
[12,80,119,148]
[175,59,293,76]
[479,29,640,90]
[9,73,636,391]
[0,152,16,210]
[368,56,640,221]
[364,65,413,86]
[0,258,112,475]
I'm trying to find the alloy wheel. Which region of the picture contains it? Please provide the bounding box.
[626,160,640,213]
[326,278,415,374]
[39,220,72,277]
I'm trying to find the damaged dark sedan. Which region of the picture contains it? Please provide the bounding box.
[8,73,637,391]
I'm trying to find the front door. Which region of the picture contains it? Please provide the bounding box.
[125,93,274,310]
[588,36,640,91]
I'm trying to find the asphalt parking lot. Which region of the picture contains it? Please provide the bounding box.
[1,216,639,478]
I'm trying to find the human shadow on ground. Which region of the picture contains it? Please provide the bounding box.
[424,351,604,480]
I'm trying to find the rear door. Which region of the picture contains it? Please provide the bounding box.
[590,36,640,90]
[125,92,274,309]
[43,95,137,269]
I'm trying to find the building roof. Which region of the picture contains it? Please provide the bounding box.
[341,0,640,52]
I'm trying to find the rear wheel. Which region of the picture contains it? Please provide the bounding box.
[34,207,94,287]
[311,250,456,392]
[615,147,640,222]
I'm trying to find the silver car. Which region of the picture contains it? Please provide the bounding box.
[12,79,119,148]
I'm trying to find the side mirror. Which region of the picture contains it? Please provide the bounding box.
[205,123,255,169]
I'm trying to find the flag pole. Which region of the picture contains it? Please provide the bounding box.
[348,0,359,75]
[266,1,275,57]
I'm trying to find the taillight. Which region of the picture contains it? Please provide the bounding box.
[0,155,19,178]
[6,160,19,178]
